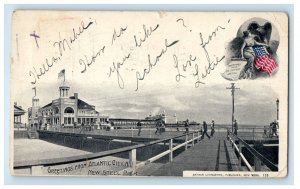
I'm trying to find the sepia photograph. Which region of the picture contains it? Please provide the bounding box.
[10,11,288,177]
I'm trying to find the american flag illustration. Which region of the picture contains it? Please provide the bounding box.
[253,46,278,76]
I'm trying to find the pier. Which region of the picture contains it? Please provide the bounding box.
[138,133,239,176]
[13,127,278,176]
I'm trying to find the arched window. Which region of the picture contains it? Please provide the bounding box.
[64,107,74,113]
[54,107,59,114]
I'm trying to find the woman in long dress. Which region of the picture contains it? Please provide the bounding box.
[240,31,268,79]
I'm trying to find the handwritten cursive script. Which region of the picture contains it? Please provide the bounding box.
[199,24,227,80]
[172,21,229,87]
[107,23,160,90]
[108,52,131,89]
[173,54,205,87]
[111,26,127,45]
[134,24,159,47]
[54,20,94,57]
[135,39,179,91]
[28,19,95,85]
[79,45,106,73]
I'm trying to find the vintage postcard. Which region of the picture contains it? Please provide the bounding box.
[10,11,288,177]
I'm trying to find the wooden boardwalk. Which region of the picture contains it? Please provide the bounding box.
[137,133,239,176]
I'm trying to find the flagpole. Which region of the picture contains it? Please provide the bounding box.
[32,87,36,98]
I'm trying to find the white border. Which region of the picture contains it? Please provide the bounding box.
[1,0,298,187]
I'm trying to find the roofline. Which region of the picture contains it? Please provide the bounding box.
[14,105,26,112]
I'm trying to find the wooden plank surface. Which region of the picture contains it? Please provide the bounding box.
[138,132,239,176]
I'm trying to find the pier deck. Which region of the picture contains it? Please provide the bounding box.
[14,128,278,176]
[137,133,239,176]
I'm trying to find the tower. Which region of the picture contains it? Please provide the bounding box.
[59,85,70,98]
[28,95,40,130]
[59,83,70,126]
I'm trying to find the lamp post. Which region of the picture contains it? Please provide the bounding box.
[276,98,279,120]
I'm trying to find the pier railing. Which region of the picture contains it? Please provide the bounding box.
[227,130,278,172]
[14,130,203,175]
[46,124,202,139]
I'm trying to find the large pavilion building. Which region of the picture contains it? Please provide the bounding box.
[145,112,177,124]
[28,83,104,128]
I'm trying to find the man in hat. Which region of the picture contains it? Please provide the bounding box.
[155,119,164,135]
[184,119,190,133]
[201,121,210,139]
[233,119,238,135]
[271,120,278,137]
[137,120,142,136]
[210,120,215,137]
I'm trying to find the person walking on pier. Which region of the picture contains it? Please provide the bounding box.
[137,120,142,136]
[155,119,164,135]
[79,123,85,134]
[155,119,160,135]
[233,119,238,135]
[264,126,268,137]
[271,120,278,137]
[201,121,210,139]
[176,121,180,132]
[184,119,190,133]
[210,120,215,137]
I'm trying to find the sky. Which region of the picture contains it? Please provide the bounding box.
[14,80,279,126]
